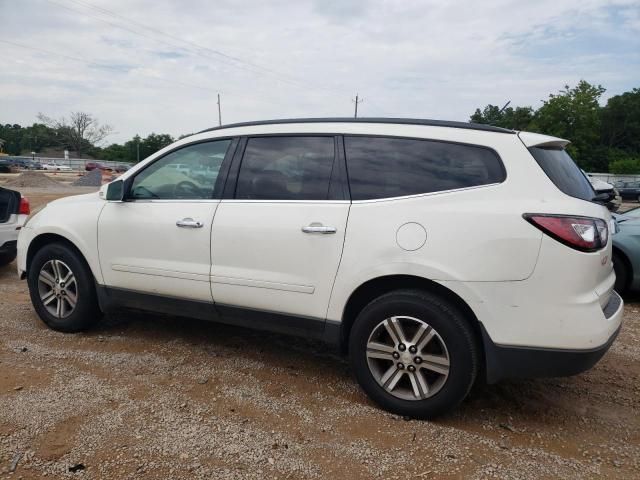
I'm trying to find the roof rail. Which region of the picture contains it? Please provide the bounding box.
[198,117,515,134]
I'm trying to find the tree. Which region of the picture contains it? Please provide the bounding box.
[530,80,606,170]
[37,111,114,158]
[100,143,130,162]
[609,156,640,174]
[470,104,534,130]
[140,133,174,159]
[601,88,640,155]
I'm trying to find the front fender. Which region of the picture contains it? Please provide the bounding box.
[18,195,105,284]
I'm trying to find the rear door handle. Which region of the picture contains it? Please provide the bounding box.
[176,218,203,228]
[302,223,337,234]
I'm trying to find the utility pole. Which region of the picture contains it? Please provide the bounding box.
[217,93,222,126]
[352,93,363,118]
[136,137,140,163]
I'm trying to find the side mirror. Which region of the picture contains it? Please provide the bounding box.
[106,180,124,201]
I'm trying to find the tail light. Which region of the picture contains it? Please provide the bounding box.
[19,197,30,215]
[524,214,608,252]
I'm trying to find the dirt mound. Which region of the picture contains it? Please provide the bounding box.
[72,169,103,187]
[3,171,65,189]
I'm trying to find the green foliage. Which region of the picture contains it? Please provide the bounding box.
[0,120,175,163]
[470,105,534,130]
[601,88,640,154]
[0,123,60,155]
[609,157,640,174]
[470,81,640,173]
[531,81,606,170]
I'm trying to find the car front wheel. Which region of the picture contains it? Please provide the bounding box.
[349,289,479,419]
[27,242,101,332]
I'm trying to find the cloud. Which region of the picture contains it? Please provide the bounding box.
[152,50,188,59]
[0,0,638,143]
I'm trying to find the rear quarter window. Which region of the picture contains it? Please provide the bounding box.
[528,147,595,201]
[344,136,505,201]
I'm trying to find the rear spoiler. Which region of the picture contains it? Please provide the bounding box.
[518,131,570,148]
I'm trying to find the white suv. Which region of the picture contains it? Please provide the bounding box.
[16,118,624,418]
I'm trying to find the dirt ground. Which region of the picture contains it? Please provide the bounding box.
[0,187,638,479]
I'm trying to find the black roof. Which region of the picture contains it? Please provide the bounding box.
[199,117,515,134]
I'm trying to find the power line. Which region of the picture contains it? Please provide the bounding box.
[46,0,341,94]
[66,0,307,88]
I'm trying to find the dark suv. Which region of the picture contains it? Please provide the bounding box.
[614,181,640,202]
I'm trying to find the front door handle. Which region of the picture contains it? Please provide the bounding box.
[302,223,337,234]
[176,218,203,228]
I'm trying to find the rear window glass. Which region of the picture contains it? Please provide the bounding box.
[528,147,595,201]
[344,136,506,201]
[235,136,335,200]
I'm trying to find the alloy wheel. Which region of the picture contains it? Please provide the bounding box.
[366,316,450,400]
[37,259,78,319]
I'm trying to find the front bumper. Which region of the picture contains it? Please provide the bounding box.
[482,291,623,383]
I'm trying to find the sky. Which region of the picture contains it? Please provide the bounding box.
[1,0,639,144]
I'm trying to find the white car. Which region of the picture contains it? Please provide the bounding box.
[16,118,624,418]
[0,186,29,266]
[42,162,72,171]
[584,172,621,212]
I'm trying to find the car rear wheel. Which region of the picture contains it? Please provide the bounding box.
[27,242,101,332]
[349,289,479,419]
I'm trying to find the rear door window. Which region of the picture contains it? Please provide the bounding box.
[344,136,505,201]
[528,147,595,201]
[235,136,335,200]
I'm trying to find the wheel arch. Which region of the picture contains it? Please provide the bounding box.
[338,275,484,359]
[26,233,99,283]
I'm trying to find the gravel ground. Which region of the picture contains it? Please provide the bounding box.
[0,189,638,479]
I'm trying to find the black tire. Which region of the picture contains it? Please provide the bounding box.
[0,251,17,266]
[349,289,478,419]
[27,242,100,332]
[613,252,630,293]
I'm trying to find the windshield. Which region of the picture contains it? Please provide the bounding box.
[529,147,595,201]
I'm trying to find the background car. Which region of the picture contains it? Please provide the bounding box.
[586,174,621,211]
[42,162,72,171]
[0,186,29,266]
[114,164,130,173]
[0,159,12,173]
[85,162,113,172]
[614,181,640,201]
[612,209,640,292]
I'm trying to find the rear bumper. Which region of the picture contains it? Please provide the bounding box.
[482,291,623,383]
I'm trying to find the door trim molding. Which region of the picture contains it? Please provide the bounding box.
[211,275,315,294]
[111,264,210,282]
